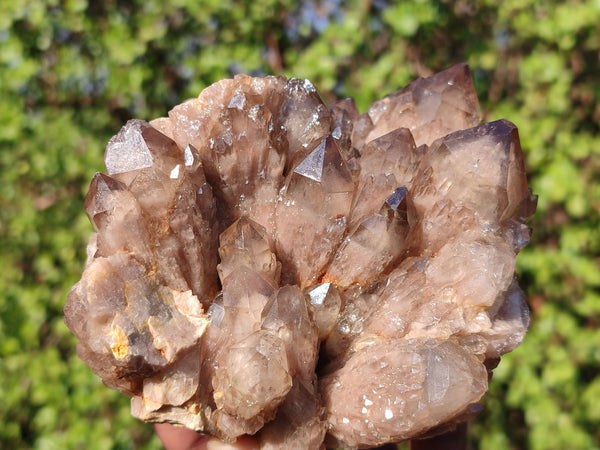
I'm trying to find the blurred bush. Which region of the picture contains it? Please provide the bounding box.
[0,0,598,449]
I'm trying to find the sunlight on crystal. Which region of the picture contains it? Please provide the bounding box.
[65,64,536,449]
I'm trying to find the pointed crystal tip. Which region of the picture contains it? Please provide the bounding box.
[105,120,154,175]
[386,187,408,211]
[294,140,326,182]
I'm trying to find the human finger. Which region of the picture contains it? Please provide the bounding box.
[154,423,259,450]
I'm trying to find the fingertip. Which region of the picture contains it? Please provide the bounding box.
[154,423,208,450]
[205,435,259,450]
[155,423,260,450]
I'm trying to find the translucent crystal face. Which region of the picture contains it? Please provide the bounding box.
[65,64,536,449]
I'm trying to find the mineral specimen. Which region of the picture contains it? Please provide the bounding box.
[65,63,536,449]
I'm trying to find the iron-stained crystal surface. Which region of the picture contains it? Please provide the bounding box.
[65,64,536,449]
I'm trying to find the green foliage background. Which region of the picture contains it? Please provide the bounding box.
[1,1,599,448]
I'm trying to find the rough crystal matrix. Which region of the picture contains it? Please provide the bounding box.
[65,64,536,449]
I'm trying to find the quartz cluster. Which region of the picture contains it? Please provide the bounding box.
[65,64,536,449]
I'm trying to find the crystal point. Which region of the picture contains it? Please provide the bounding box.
[84,172,128,228]
[353,63,480,149]
[386,186,408,211]
[105,119,154,175]
[294,139,326,182]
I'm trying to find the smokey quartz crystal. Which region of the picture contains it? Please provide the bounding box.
[65,64,536,449]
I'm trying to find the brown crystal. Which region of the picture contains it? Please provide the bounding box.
[351,63,480,149]
[65,64,536,449]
